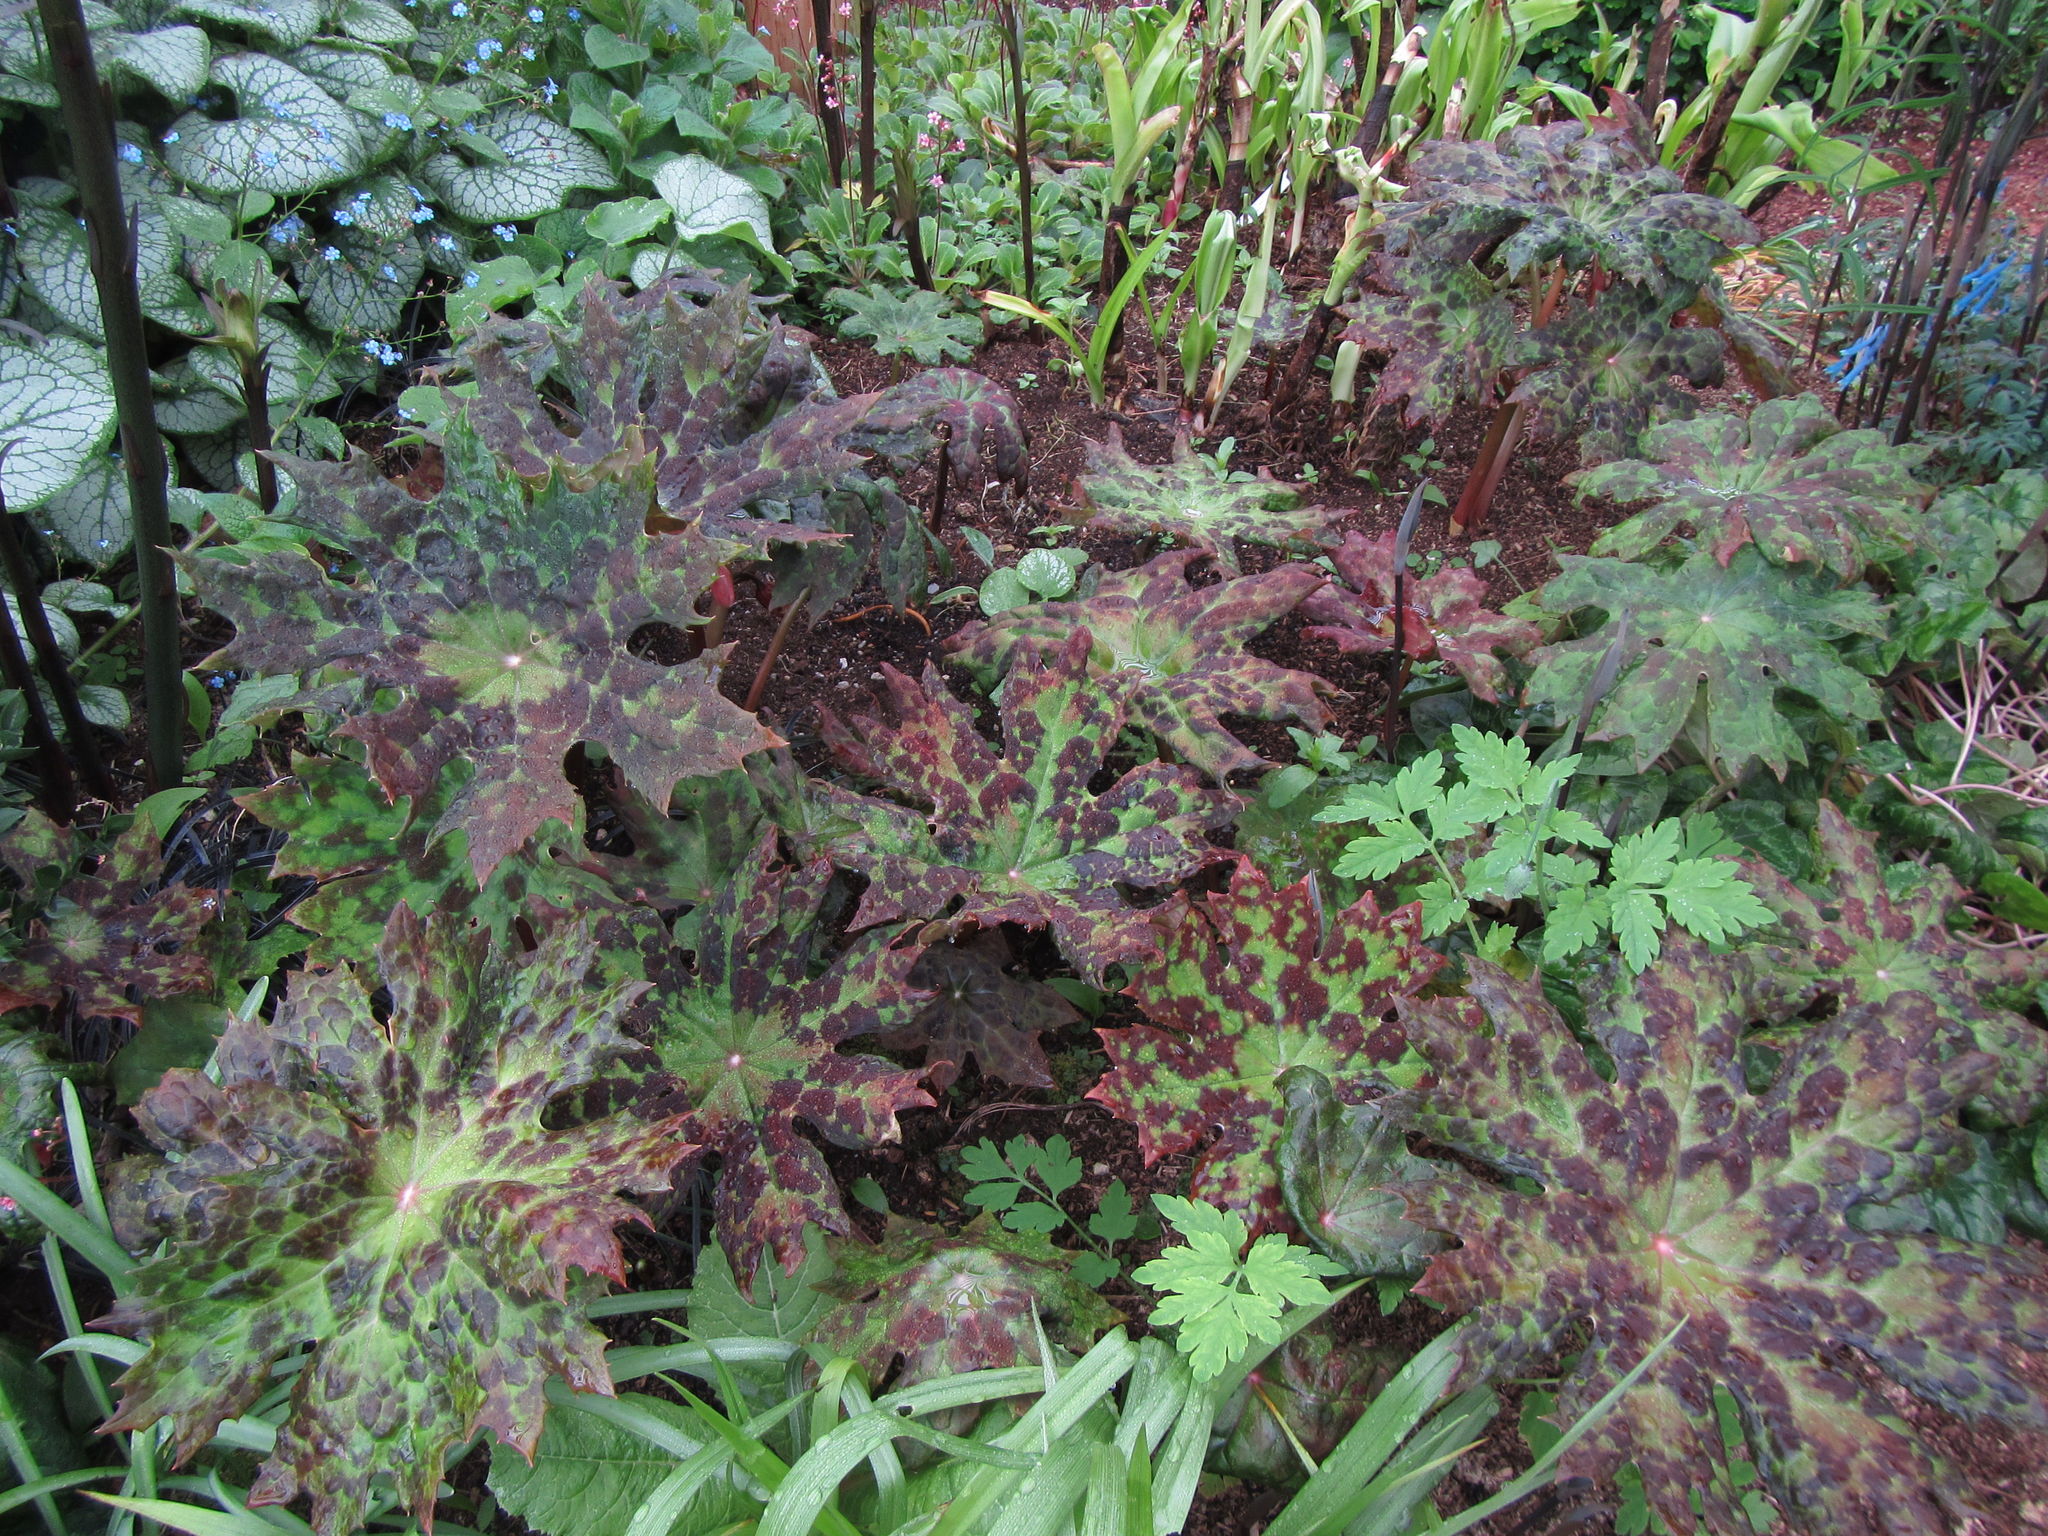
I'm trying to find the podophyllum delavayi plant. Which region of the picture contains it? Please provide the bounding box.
[100,906,697,1536]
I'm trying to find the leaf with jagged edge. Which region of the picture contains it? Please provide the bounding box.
[1581,394,1930,577]
[1300,531,1541,703]
[943,552,1334,779]
[488,1393,754,1536]
[1715,801,2048,1128]
[645,833,935,1285]
[828,286,980,366]
[1277,1066,1443,1279]
[810,1216,1121,1389]
[1512,292,1727,463]
[1088,859,1438,1227]
[872,928,1075,1090]
[1390,945,2048,1536]
[1072,429,1346,576]
[0,814,214,1024]
[812,631,1237,983]
[1341,266,1525,427]
[846,367,1029,489]
[1521,546,1887,780]
[97,908,697,1536]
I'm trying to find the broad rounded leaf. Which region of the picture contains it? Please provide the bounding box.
[173,0,320,46]
[651,152,772,248]
[162,53,365,195]
[37,455,130,560]
[425,108,614,222]
[0,336,117,512]
[97,25,209,100]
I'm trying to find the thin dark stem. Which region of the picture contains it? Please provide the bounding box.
[927,422,953,535]
[857,0,877,204]
[810,0,845,185]
[0,496,117,801]
[0,557,76,821]
[38,0,182,789]
[1639,0,1680,108]
[1003,1,1035,304]
[242,351,278,514]
[744,586,811,713]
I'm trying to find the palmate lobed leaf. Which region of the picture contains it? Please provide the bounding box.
[943,551,1335,778]
[1392,945,2048,1536]
[99,908,697,1536]
[812,631,1236,982]
[1510,290,1727,464]
[1341,264,1528,427]
[1089,859,1439,1226]
[875,928,1076,1090]
[1580,394,1931,577]
[1522,545,1887,779]
[645,834,935,1285]
[1300,532,1541,703]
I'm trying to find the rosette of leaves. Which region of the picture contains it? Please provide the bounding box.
[1072,429,1346,575]
[827,285,981,369]
[810,1216,1121,1389]
[99,908,697,1536]
[876,928,1076,1091]
[1723,801,2048,1129]
[1521,546,1887,779]
[1299,531,1540,702]
[845,367,1029,490]
[944,551,1335,778]
[644,834,935,1284]
[1581,394,1931,578]
[813,632,1236,981]
[1088,860,1439,1225]
[1390,949,2048,1536]
[0,814,214,1023]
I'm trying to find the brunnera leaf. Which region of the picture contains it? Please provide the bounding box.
[99,908,696,1536]
[1299,532,1541,704]
[943,551,1335,779]
[1394,946,2048,1536]
[813,630,1236,982]
[645,834,935,1285]
[1089,859,1440,1227]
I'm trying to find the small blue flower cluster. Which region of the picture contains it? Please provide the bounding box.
[363,338,404,366]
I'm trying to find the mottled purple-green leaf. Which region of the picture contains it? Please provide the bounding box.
[1210,1326,1403,1488]
[1723,801,2048,1128]
[1089,860,1438,1227]
[1511,292,1727,463]
[846,367,1029,489]
[943,551,1334,778]
[646,834,935,1285]
[1278,1066,1443,1279]
[98,908,695,1536]
[0,815,214,1024]
[871,928,1074,1091]
[813,630,1236,982]
[810,1216,1120,1389]
[1521,546,1887,779]
[1581,394,1930,577]
[1341,265,1526,427]
[1300,532,1540,703]
[1395,946,2048,1536]
[1071,429,1346,575]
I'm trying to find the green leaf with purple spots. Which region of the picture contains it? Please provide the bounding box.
[98,908,695,1536]
[645,834,935,1285]
[1340,265,1526,428]
[1088,860,1439,1227]
[1511,290,1728,463]
[1392,945,2048,1536]
[944,551,1334,778]
[812,631,1236,982]
[1278,1066,1444,1279]
[845,366,1029,489]
[1581,394,1930,578]
[1300,531,1541,703]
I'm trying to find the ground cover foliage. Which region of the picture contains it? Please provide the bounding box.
[3,0,2048,1534]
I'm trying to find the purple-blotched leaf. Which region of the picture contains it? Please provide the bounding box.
[645,834,935,1284]
[874,928,1074,1090]
[846,367,1030,489]
[1511,292,1727,464]
[1393,945,2048,1536]
[1089,859,1439,1226]
[0,814,214,1023]
[1581,394,1931,577]
[1341,266,1527,427]
[1300,532,1540,703]
[943,551,1334,778]
[98,908,695,1536]
[812,631,1236,982]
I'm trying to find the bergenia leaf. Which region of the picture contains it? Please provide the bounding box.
[872,928,1075,1090]
[1089,860,1439,1226]
[813,631,1235,982]
[1521,546,1887,779]
[944,551,1335,778]
[99,908,696,1536]
[1300,531,1540,703]
[1581,394,1930,577]
[810,1216,1120,1389]
[1072,429,1346,575]
[1392,947,2048,1536]
[0,815,214,1023]
[645,835,935,1284]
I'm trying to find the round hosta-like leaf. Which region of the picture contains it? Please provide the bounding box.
[38,456,130,560]
[162,53,365,197]
[0,337,117,512]
[96,25,209,101]
[298,231,424,336]
[651,153,773,248]
[173,0,320,46]
[99,909,698,1536]
[284,41,401,104]
[18,196,189,342]
[424,108,613,222]
[337,0,415,43]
